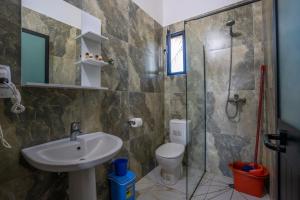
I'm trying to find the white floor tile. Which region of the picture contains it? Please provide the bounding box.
[135,176,156,191]
[213,175,234,185]
[191,194,206,200]
[237,191,270,200]
[194,185,210,195]
[200,173,215,186]
[195,174,269,200]
[205,185,232,199]
[136,167,187,200]
[136,169,270,200]
[206,190,234,200]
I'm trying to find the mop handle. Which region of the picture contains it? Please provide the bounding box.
[254,65,266,165]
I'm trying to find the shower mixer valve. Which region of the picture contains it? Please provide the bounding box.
[228,94,246,104]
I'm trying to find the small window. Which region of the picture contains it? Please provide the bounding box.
[167,31,186,76]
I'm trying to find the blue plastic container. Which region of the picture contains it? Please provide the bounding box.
[114,158,128,176]
[108,170,136,200]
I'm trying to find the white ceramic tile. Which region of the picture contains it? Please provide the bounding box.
[231,191,247,200]
[136,170,270,200]
[141,167,187,193]
[137,193,158,200]
[200,173,215,186]
[191,194,206,200]
[136,176,156,191]
[137,184,186,200]
[205,185,232,199]
[152,189,186,200]
[194,185,210,195]
[209,181,229,187]
[136,167,187,200]
[213,175,234,185]
[206,189,234,200]
[192,173,270,200]
[238,191,270,200]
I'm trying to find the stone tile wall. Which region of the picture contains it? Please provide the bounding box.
[164,1,265,178]
[0,0,271,199]
[202,1,264,177]
[0,0,164,199]
[162,20,207,198]
[162,22,186,141]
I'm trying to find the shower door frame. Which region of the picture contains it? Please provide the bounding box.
[184,40,207,200]
[184,0,262,199]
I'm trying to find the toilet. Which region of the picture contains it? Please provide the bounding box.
[155,119,188,185]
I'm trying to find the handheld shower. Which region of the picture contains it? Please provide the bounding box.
[226,20,235,37]
[226,20,235,26]
[225,20,246,121]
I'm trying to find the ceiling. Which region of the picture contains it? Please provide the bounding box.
[132,0,243,26]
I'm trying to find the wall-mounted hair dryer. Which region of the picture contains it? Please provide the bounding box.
[0,65,25,114]
[0,65,26,149]
[0,65,11,84]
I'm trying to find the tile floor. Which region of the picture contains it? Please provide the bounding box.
[136,167,270,200]
[191,173,270,200]
[136,167,186,200]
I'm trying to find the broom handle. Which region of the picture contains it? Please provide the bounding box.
[254,65,266,165]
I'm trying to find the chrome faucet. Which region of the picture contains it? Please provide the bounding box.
[70,122,81,141]
[228,94,246,104]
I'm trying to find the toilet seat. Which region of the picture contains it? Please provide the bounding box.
[156,143,185,159]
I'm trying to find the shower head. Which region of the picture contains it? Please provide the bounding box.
[226,20,236,37]
[226,20,235,27]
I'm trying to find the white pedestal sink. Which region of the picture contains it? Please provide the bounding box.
[22,132,123,200]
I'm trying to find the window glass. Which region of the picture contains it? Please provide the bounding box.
[170,35,184,73]
[167,32,186,75]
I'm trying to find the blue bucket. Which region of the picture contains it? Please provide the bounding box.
[114,158,128,176]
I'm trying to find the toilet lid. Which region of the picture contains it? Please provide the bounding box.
[156,143,185,158]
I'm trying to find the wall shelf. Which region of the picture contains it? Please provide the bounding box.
[75,59,109,67]
[76,29,109,88]
[22,82,108,90]
[75,31,108,42]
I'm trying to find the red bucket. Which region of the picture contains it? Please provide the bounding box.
[229,161,269,198]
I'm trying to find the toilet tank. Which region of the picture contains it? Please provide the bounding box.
[169,119,188,145]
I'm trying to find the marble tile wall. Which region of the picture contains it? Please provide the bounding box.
[162,20,206,198]
[163,1,265,179]
[185,21,207,198]
[0,0,164,199]
[190,2,264,177]
[162,22,186,141]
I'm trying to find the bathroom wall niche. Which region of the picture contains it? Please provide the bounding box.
[21,0,110,90]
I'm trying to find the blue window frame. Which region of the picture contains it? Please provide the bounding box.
[167,30,186,76]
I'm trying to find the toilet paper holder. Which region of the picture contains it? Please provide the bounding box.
[128,120,135,127]
[128,118,143,128]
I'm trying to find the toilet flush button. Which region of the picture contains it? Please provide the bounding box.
[173,130,182,136]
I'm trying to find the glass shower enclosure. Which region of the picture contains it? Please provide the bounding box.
[185,20,207,199]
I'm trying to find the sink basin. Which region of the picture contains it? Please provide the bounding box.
[22,132,123,172]
[22,132,123,200]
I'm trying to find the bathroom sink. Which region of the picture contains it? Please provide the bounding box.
[22,132,123,172]
[22,132,122,200]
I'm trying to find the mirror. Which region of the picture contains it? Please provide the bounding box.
[21,0,111,89]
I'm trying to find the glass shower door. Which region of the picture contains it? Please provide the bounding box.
[185,21,206,199]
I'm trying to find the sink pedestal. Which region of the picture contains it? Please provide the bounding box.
[22,132,123,200]
[69,168,97,200]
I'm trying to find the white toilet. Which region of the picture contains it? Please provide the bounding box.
[155,119,188,185]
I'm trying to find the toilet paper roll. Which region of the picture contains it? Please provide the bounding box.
[129,118,143,128]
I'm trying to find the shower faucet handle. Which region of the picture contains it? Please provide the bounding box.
[234,94,239,100]
[229,94,246,104]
